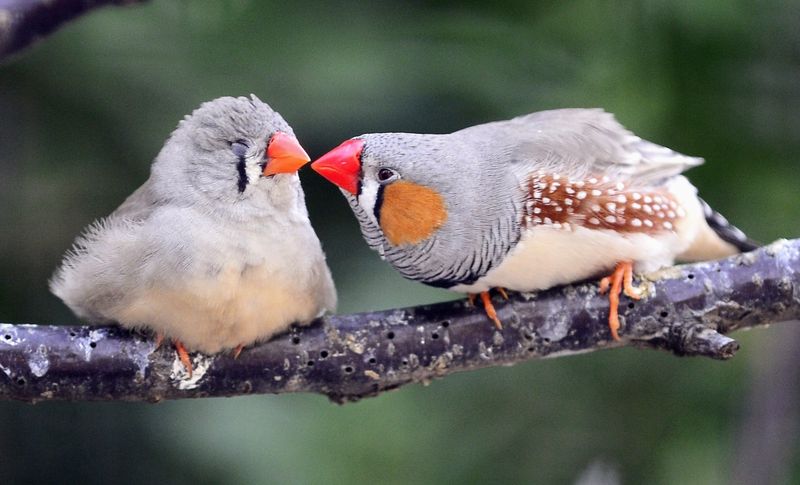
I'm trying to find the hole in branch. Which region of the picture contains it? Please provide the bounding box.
[431,332,439,340]
[319,350,329,359]
[441,321,450,328]
[343,366,353,374]
[687,273,695,280]
[660,311,669,318]
[89,342,97,349]
[386,331,395,340]
[291,336,300,345]
[368,357,376,364]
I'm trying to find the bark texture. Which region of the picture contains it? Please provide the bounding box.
[1,239,798,403]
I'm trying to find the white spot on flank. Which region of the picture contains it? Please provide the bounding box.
[589,177,598,184]
[533,190,542,199]
[566,187,575,194]
[617,195,627,203]
[632,192,642,200]
[605,202,617,212]
[631,202,641,209]
[663,221,673,229]
[553,174,561,180]
[575,181,585,188]
[591,204,601,212]
[643,205,653,214]
[605,215,617,223]
[592,189,602,196]
[631,218,642,227]
[615,182,625,190]
[654,196,663,203]
[667,210,676,218]
[564,198,573,206]
[555,206,563,212]
[576,191,587,200]
[544,217,553,225]
[644,219,654,227]
[658,212,665,218]
[542,197,551,204]
[533,207,542,214]
[644,195,653,203]
[589,217,600,225]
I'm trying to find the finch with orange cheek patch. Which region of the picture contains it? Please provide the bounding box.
[311,108,756,340]
[51,95,337,375]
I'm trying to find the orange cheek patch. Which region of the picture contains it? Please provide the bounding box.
[379,181,447,246]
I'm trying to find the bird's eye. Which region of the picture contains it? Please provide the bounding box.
[376,168,399,184]
[230,140,249,158]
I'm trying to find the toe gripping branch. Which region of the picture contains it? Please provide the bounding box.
[470,288,509,330]
[469,263,641,340]
[599,261,642,340]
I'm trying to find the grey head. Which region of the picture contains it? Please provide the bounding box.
[149,95,311,221]
[311,131,522,288]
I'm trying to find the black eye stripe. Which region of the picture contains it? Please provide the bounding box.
[236,155,247,193]
[373,184,386,223]
[231,140,250,193]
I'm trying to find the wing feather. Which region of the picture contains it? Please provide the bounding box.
[464,108,702,185]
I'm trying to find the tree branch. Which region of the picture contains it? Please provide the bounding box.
[1,239,798,403]
[0,0,148,60]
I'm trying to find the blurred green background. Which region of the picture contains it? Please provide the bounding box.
[1,1,799,483]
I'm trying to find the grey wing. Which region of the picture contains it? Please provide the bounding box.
[476,108,703,185]
[50,179,161,321]
[110,178,161,221]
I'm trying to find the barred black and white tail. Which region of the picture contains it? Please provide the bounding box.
[699,198,760,252]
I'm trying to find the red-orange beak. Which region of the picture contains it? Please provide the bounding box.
[310,138,364,195]
[263,132,311,176]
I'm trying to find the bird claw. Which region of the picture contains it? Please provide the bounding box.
[174,340,193,378]
[497,287,509,300]
[599,261,641,341]
[153,332,164,350]
[480,291,503,330]
[232,344,244,359]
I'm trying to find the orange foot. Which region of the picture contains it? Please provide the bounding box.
[174,340,193,378]
[599,261,642,341]
[232,344,245,359]
[468,290,504,330]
